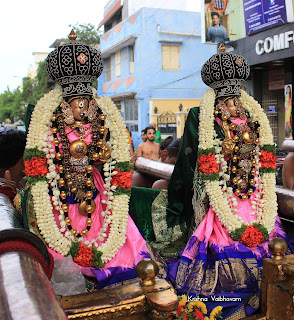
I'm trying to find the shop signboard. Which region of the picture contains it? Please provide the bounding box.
[243,0,287,35]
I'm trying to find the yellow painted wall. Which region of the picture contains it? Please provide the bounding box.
[150,99,200,138]
[151,99,200,115]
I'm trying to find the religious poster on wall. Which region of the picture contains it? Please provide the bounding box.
[243,0,287,35]
[285,84,292,139]
[203,0,231,43]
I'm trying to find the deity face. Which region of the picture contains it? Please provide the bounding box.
[70,98,89,121]
[225,98,238,118]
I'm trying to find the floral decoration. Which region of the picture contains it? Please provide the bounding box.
[197,89,277,245]
[259,148,276,172]
[24,157,49,178]
[169,295,223,320]
[111,169,133,191]
[25,87,133,264]
[198,149,219,180]
[238,225,266,247]
[67,242,104,268]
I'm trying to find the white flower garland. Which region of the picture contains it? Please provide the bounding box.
[26,87,131,263]
[198,89,277,235]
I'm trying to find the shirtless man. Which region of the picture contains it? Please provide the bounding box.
[137,126,160,160]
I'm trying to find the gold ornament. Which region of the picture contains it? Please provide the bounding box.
[71,187,77,193]
[242,131,254,144]
[69,140,88,158]
[79,200,96,216]
[56,153,62,160]
[60,191,67,199]
[81,229,88,236]
[98,143,112,162]
[71,229,78,236]
[58,179,65,187]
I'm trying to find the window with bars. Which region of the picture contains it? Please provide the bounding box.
[124,99,138,133]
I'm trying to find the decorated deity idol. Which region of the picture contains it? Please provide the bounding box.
[22,31,156,288]
[157,46,288,318]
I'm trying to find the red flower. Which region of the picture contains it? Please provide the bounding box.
[111,169,133,189]
[73,243,94,267]
[194,309,204,320]
[177,306,184,316]
[198,153,219,175]
[259,150,276,169]
[238,226,265,247]
[24,157,49,177]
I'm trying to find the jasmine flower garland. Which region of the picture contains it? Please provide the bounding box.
[25,87,132,263]
[197,89,277,242]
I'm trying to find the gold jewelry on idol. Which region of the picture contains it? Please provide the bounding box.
[61,100,75,125]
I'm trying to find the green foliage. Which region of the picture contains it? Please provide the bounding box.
[0,60,51,123]
[200,173,219,181]
[68,23,102,46]
[260,167,276,174]
[255,223,269,240]
[91,247,104,268]
[114,186,131,196]
[198,148,216,156]
[115,161,134,172]
[261,144,276,154]
[67,242,80,258]
[0,23,100,123]
[27,175,48,185]
[230,225,246,240]
[24,147,46,161]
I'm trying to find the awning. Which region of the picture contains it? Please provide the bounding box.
[98,0,122,29]
[101,35,137,59]
[108,92,137,101]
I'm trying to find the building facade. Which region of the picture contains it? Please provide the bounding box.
[230,22,294,149]
[98,4,216,148]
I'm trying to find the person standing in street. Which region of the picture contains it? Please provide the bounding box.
[150,122,162,143]
[137,127,160,160]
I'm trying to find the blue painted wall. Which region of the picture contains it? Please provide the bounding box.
[98,7,217,148]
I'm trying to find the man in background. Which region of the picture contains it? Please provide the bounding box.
[150,122,162,144]
[152,138,182,189]
[0,130,26,199]
[141,129,147,142]
[137,127,160,161]
[283,152,294,189]
[206,11,228,43]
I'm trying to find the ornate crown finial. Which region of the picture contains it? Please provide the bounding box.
[68,29,77,41]
[218,43,226,52]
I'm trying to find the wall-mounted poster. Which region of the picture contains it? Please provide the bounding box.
[285,84,292,139]
[204,0,231,43]
[243,0,287,35]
